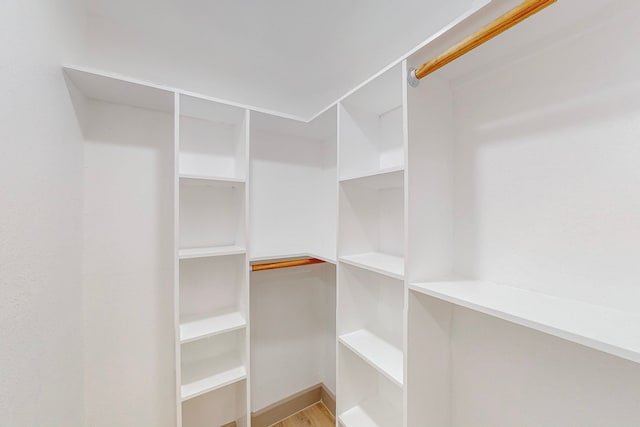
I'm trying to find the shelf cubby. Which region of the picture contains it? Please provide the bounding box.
[180,329,246,401]
[179,178,245,251]
[179,94,247,180]
[338,263,403,386]
[339,330,403,387]
[338,174,404,278]
[339,64,404,178]
[338,344,403,427]
[182,382,247,427]
[179,254,247,328]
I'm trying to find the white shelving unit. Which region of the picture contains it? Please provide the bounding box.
[337,63,407,427]
[64,1,640,425]
[176,94,250,427]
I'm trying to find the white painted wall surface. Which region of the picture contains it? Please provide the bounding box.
[250,264,336,411]
[81,100,176,427]
[250,131,336,261]
[0,1,85,425]
[451,0,640,313]
[451,308,640,427]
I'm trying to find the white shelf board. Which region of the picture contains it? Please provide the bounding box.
[179,174,245,187]
[181,360,246,402]
[180,312,246,344]
[339,166,404,189]
[64,66,174,113]
[409,281,640,364]
[338,396,401,427]
[339,329,403,387]
[339,252,404,280]
[179,245,246,259]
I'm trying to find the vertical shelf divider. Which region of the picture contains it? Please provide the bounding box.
[243,109,252,427]
[173,91,183,427]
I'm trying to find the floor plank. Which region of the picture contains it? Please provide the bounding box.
[270,402,335,427]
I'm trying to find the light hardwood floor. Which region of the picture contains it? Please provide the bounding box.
[270,402,335,427]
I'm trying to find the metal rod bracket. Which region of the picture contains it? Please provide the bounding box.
[408,68,420,88]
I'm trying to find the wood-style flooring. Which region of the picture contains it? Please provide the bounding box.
[269,402,335,427]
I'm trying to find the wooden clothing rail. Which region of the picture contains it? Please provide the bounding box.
[251,257,326,272]
[409,0,556,85]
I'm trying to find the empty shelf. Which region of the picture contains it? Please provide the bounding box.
[409,281,640,364]
[179,174,245,186]
[181,361,246,401]
[339,329,403,387]
[180,312,246,344]
[179,245,245,259]
[339,252,404,280]
[339,166,404,189]
[339,396,401,427]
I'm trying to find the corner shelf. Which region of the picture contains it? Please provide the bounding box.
[409,280,640,364]
[179,245,246,259]
[339,329,403,387]
[180,312,247,344]
[339,396,401,427]
[181,362,246,402]
[339,252,404,280]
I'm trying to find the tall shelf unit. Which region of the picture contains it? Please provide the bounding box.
[176,95,251,427]
[336,63,407,426]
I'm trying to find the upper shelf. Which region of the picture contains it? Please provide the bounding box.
[409,280,640,364]
[64,66,174,113]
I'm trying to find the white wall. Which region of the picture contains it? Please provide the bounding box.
[250,264,336,411]
[0,1,85,425]
[81,100,176,427]
[451,0,640,313]
[441,2,640,424]
[250,130,336,261]
[451,308,640,427]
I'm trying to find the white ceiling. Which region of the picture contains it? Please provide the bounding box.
[85,0,476,118]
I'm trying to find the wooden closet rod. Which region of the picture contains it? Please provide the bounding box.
[408,0,556,86]
[251,258,325,272]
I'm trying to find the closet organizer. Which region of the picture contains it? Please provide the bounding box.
[66,0,640,426]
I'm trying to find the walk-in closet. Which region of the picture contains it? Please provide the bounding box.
[3,0,640,426]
